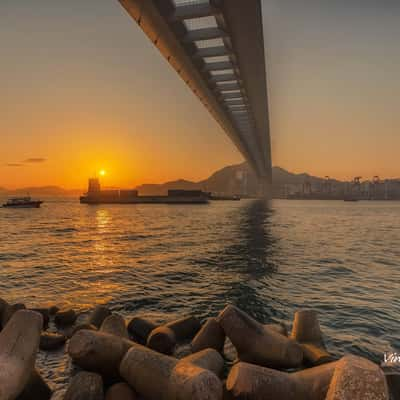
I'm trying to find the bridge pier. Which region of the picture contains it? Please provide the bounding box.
[257,178,272,200]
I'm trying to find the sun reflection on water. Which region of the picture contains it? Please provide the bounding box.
[95,209,111,231]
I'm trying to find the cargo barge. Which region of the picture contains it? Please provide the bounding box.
[80,178,209,205]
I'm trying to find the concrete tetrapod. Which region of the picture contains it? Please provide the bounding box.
[147,326,177,355]
[54,309,77,326]
[68,330,135,380]
[89,306,112,329]
[147,316,201,355]
[291,310,333,366]
[16,369,52,400]
[100,314,129,338]
[291,310,323,344]
[381,366,400,400]
[266,323,288,337]
[39,332,67,351]
[120,345,223,400]
[217,305,303,368]
[64,371,104,400]
[105,382,137,400]
[191,318,225,353]
[127,317,157,344]
[301,343,334,366]
[181,348,224,376]
[226,360,338,400]
[326,355,389,400]
[69,323,97,338]
[165,316,202,341]
[0,310,43,400]
[48,305,59,315]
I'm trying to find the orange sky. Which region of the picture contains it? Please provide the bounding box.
[1,1,399,189]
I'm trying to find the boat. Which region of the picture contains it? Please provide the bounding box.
[2,197,43,208]
[343,195,359,202]
[209,194,241,201]
[80,178,209,205]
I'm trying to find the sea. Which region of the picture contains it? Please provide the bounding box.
[0,198,399,395]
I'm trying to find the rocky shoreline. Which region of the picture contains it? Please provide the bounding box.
[0,298,396,399]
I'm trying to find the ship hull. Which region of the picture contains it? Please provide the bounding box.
[80,196,208,205]
[2,201,43,208]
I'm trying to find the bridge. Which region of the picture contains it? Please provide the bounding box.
[118,0,272,195]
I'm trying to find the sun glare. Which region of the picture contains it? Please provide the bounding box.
[99,170,106,176]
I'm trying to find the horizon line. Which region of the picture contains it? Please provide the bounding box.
[1,164,400,192]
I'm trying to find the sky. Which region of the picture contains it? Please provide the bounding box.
[1,0,399,189]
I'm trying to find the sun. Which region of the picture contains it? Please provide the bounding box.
[99,170,106,177]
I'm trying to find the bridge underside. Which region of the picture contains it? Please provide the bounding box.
[118,0,272,184]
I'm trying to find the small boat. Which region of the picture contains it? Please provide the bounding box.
[209,194,241,201]
[2,197,43,208]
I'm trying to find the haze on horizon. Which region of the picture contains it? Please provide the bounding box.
[1,0,399,189]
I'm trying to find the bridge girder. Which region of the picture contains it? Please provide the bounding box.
[118,0,272,182]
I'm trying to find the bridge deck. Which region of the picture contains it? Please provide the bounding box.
[118,0,272,182]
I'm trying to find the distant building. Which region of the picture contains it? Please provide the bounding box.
[88,178,100,193]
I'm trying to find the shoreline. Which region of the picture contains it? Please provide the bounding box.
[0,298,395,399]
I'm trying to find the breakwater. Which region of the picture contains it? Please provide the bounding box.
[0,298,394,399]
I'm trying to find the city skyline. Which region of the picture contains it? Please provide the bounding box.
[1,0,399,188]
[0,163,398,193]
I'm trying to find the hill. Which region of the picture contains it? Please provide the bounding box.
[135,179,200,196]
[135,163,336,196]
[1,186,81,197]
[4,163,393,198]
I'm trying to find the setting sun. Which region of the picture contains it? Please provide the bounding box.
[99,170,106,177]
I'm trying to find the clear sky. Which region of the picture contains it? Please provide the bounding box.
[1,0,399,189]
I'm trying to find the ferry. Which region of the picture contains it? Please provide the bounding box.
[2,197,43,208]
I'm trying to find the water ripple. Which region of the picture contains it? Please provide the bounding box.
[0,198,399,395]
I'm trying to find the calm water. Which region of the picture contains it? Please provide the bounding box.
[0,198,399,394]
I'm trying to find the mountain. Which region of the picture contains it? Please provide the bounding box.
[1,165,329,197]
[4,163,393,198]
[135,163,337,196]
[272,166,341,185]
[1,186,81,197]
[136,179,200,196]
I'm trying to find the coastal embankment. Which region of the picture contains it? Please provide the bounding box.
[0,298,395,399]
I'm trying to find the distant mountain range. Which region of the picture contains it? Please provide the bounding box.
[0,186,81,197]
[135,163,341,196]
[1,163,398,198]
